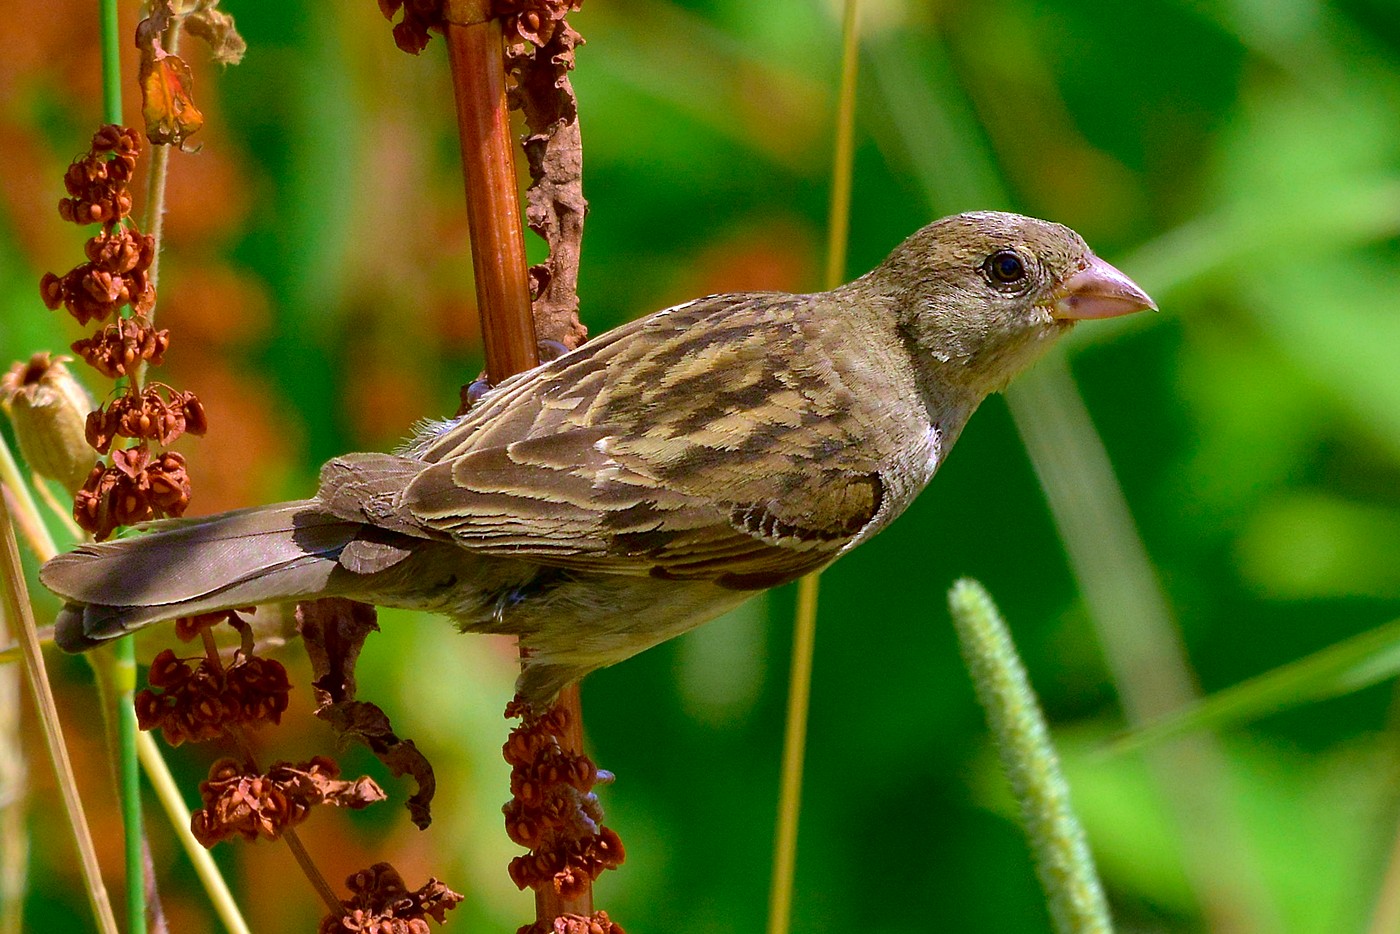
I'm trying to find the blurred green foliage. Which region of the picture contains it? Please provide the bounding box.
[5,0,1400,931]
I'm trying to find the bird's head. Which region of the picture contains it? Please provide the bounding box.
[865,211,1155,400]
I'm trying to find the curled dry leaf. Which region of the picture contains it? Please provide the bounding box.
[297,598,438,828]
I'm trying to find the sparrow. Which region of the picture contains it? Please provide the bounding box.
[41,211,1154,703]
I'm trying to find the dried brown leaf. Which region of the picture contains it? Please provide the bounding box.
[297,599,437,828]
[297,597,379,710]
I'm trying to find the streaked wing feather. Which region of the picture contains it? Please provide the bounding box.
[393,292,896,585]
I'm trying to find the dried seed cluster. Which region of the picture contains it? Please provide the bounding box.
[37,123,206,540]
[191,755,386,847]
[502,701,625,899]
[319,863,464,934]
[518,911,623,934]
[377,0,580,56]
[135,646,291,746]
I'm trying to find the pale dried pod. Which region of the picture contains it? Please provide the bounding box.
[1,352,97,492]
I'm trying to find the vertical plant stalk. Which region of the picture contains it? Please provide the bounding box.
[130,9,180,392]
[0,631,20,934]
[768,4,859,934]
[96,0,148,928]
[0,488,119,934]
[0,442,27,934]
[948,579,1112,934]
[1006,354,1277,933]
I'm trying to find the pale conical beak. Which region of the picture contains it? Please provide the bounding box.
[1051,256,1157,320]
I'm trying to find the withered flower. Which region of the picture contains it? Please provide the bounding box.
[1,353,96,492]
[71,315,170,380]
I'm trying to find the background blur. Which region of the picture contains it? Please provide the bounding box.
[4,0,1400,931]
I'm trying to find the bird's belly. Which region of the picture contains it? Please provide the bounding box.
[486,572,756,702]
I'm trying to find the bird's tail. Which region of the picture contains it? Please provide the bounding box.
[41,500,365,651]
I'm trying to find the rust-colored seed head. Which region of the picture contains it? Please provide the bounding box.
[318,863,464,934]
[501,697,625,907]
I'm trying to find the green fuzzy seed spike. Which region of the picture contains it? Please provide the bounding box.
[948,578,1113,934]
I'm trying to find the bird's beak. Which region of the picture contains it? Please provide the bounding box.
[1051,256,1157,320]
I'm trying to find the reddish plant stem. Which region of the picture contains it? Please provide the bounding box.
[442,2,593,924]
[443,1,540,384]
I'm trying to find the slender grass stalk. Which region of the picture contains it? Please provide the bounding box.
[948,579,1112,934]
[28,476,83,541]
[137,734,251,934]
[768,572,818,934]
[2,431,253,931]
[0,438,57,562]
[821,0,861,293]
[0,450,26,934]
[867,33,1274,931]
[1006,354,1276,932]
[0,487,119,934]
[96,0,147,927]
[768,5,860,933]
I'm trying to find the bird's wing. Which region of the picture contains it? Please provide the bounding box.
[337,292,907,588]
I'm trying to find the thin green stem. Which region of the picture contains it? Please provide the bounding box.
[948,580,1112,934]
[768,5,860,933]
[99,0,122,127]
[96,0,147,928]
[0,487,119,934]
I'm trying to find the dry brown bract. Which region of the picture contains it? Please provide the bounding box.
[320,863,464,934]
[191,756,386,846]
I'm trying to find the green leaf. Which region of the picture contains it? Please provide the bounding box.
[1114,617,1400,752]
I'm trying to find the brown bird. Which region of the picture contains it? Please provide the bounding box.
[42,211,1154,703]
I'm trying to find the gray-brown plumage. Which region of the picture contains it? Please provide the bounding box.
[42,211,1154,702]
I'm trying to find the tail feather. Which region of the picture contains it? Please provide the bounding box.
[42,500,366,650]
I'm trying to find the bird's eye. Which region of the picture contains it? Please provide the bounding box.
[984,250,1027,286]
